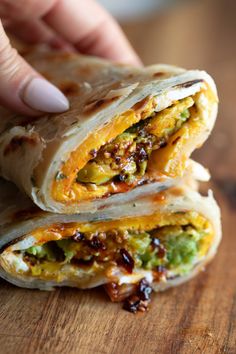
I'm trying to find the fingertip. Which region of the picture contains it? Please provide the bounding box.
[22,78,70,113]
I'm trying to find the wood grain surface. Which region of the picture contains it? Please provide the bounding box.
[0,0,235,353]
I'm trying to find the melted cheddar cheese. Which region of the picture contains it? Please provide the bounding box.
[0,211,213,285]
[51,85,216,205]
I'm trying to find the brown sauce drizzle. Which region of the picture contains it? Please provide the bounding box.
[118,249,134,274]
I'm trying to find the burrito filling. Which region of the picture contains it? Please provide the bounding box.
[52,89,211,204]
[0,211,213,310]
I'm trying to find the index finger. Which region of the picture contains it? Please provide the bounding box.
[43,0,141,66]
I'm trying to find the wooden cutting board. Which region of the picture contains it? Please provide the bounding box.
[0,0,235,353]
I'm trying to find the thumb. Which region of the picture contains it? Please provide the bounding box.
[0,21,69,115]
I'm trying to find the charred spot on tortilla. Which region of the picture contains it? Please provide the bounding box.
[175,79,204,89]
[152,192,166,203]
[83,96,121,115]
[59,81,80,96]
[132,96,152,111]
[152,72,166,78]
[3,135,39,156]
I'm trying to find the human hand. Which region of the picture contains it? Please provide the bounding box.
[0,0,141,115]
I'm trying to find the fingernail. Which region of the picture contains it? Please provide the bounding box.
[22,78,69,113]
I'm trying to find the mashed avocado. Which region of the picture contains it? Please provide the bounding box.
[23,223,206,277]
[26,244,56,261]
[76,97,194,186]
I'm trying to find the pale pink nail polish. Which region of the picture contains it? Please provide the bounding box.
[23,78,69,113]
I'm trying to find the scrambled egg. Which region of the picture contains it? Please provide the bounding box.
[52,95,196,203]
[0,211,213,284]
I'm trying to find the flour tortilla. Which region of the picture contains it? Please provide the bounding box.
[0,179,221,292]
[0,50,218,213]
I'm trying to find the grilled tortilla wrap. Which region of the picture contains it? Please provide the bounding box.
[0,179,221,305]
[0,50,218,213]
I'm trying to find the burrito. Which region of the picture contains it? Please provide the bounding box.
[0,51,218,213]
[0,179,221,312]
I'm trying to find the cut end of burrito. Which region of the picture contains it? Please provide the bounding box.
[50,84,216,208]
[0,51,218,213]
[52,96,196,198]
[0,183,221,313]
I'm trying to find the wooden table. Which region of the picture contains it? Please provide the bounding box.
[0,0,235,353]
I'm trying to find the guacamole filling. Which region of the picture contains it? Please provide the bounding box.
[4,217,210,286]
[0,211,213,311]
[52,96,197,204]
[76,97,194,186]
[22,225,206,276]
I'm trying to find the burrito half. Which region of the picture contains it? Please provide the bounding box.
[0,50,218,213]
[0,179,221,312]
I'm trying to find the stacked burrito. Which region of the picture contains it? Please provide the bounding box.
[0,50,221,312]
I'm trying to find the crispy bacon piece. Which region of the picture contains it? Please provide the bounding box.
[3,135,38,156]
